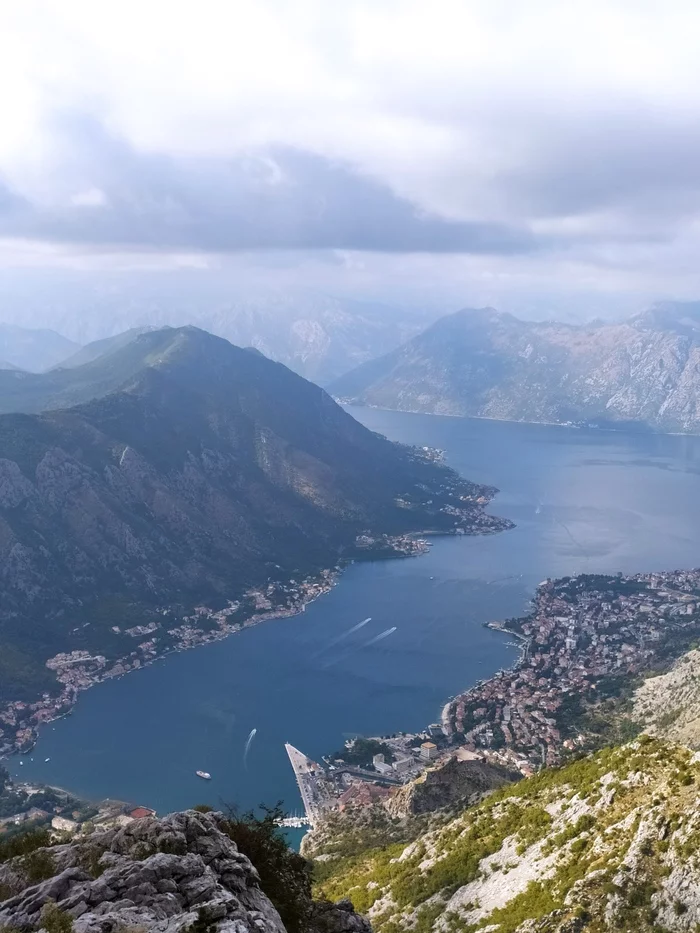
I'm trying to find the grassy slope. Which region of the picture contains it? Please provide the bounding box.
[313,737,700,932]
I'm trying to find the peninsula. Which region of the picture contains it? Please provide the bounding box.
[292,568,700,828]
[444,569,700,772]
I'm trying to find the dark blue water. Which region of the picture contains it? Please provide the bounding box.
[12,410,700,825]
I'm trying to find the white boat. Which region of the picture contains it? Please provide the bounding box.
[196,770,212,780]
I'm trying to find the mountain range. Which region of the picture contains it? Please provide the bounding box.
[0,323,79,372]
[332,301,700,434]
[0,325,507,705]
[0,284,435,383]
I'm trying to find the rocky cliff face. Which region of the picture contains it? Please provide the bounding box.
[386,756,519,818]
[633,647,700,748]
[0,809,369,933]
[314,738,700,932]
[331,303,700,434]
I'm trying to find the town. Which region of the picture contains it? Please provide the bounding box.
[445,568,700,772]
[285,568,700,824]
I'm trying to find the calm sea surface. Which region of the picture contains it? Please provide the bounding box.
[11,410,700,826]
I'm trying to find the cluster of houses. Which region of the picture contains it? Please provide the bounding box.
[447,568,700,771]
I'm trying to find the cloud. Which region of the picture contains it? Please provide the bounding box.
[0,113,538,253]
[1,0,700,303]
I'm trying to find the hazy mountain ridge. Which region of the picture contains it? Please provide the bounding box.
[1,284,435,384]
[332,302,700,434]
[0,326,508,704]
[52,326,159,370]
[0,323,79,373]
[210,296,433,384]
[0,328,192,414]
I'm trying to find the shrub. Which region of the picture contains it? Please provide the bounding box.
[221,803,313,933]
[40,901,73,933]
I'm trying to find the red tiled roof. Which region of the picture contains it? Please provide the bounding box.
[129,807,156,819]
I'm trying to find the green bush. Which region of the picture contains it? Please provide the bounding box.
[221,804,313,933]
[40,901,73,933]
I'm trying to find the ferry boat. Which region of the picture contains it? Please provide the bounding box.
[196,770,212,780]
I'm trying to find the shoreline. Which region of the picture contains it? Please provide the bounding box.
[341,401,695,438]
[0,568,340,761]
[443,567,700,773]
[0,503,509,763]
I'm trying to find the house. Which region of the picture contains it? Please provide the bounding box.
[129,806,157,820]
[338,782,392,811]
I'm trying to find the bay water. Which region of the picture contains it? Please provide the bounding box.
[12,410,700,824]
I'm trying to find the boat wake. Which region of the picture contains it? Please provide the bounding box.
[243,728,257,769]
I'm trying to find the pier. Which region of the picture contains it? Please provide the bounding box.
[284,743,333,827]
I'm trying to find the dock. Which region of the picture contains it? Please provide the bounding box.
[284,743,330,827]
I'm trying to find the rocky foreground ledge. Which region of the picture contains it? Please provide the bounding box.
[0,809,370,933]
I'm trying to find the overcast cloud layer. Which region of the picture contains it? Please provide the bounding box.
[3,0,700,311]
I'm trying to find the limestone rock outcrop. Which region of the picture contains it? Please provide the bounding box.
[0,810,368,933]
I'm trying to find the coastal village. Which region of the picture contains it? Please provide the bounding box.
[285,568,700,826]
[0,531,450,758]
[0,446,507,761]
[0,569,339,759]
[445,568,700,772]
[0,774,157,841]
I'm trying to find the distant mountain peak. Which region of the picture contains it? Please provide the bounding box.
[331,300,700,434]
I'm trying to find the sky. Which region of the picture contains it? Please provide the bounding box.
[2,0,700,322]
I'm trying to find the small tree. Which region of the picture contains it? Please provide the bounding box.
[220,803,312,933]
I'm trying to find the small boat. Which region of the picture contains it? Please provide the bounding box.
[45,757,51,762]
[196,770,212,780]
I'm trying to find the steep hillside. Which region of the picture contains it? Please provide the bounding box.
[52,326,158,370]
[314,737,700,932]
[0,328,190,414]
[0,326,509,710]
[0,323,78,372]
[633,648,700,748]
[331,304,700,434]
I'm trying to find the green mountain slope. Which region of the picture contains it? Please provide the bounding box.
[0,328,192,414]
[51,326,158,370]
[0,326,509,706]
[314,737,700,932]
[331,304,700,434]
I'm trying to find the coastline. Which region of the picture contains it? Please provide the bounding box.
[341,401,692,438]
[443,568,700,773]
[0,503,509,763]
[0,568,339,760]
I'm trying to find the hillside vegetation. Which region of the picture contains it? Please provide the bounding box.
[313,737,700,932]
